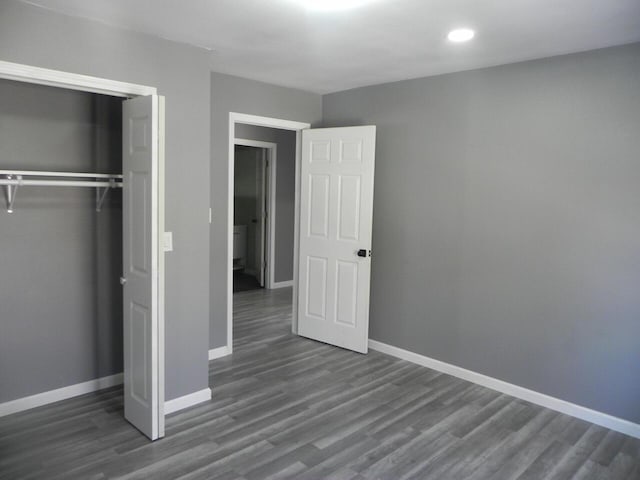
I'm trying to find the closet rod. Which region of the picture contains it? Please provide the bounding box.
[0,179,123,188]
[0,170,123,179]
[0,171,123,213]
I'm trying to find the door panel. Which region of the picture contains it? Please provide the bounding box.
[338,176,361,241]
[297,126,376,353]
[335,260,358,326]
[130,303,149,402]
[306,256,328,319]
[122,94,164,440]
[309,174,330,237]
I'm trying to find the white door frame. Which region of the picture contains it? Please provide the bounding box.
[0,60,156,97]
[0,60,165,421]
[228,113,310,352]
[234,138,278,289]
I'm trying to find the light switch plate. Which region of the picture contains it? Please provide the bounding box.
[163,232,173,252]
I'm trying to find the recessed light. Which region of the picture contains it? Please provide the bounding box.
[448,28,475,43]
[296,0,372,12]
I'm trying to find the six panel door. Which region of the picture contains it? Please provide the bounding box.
[297,126,376,353]
[122,94,164,440]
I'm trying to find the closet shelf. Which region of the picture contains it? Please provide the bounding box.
[0,170,123,213]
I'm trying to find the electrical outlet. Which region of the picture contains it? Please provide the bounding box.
[163,232,173,252]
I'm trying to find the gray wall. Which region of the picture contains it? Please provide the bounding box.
[0,0,211,401]
[235,124,297,284]
[210,72,322,349]
[0,80,123,402]
[322,43,640,423]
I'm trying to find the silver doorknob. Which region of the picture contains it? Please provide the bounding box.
[120,277,127,285]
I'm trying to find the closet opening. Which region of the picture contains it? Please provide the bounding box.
[0,61,165,441]
[0,76,125,421]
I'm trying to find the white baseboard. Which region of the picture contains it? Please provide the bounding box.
[209,345,232,360]
[165,388,212,415]
[0,372,123,418]
[368,340,640,440]
[269,280,293,289]
[1,373,214,419]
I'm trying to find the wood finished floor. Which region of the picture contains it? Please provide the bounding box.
[1,288,639,479]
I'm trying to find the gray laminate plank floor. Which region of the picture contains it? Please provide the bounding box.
[1,287,639,479]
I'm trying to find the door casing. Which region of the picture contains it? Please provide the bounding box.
[227,113,310,353]
[233,138,277,289]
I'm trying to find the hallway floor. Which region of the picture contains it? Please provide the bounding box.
[1,287,639,479]
[233,271,262,293]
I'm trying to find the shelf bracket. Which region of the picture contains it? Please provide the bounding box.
[96,179,115,212]
[6,175,21,213]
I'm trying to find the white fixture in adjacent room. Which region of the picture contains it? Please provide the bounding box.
[448,28,475,43]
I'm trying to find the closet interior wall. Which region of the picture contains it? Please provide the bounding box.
[234,145,261,276]
[0,78,123,403]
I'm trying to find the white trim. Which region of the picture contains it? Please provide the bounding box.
[228,113,310,354]
[0,60,156,97]
[227,115,235,355]
[157,96,166,437]
[270,280,294,289]
[234,138,279,290]
[151,94,160,439]
[231,113,310,131]
[368,340,640,440]
[164,388,212,415]
[291,130,303,335]
[0,373,123,418]
[208,346,232,360]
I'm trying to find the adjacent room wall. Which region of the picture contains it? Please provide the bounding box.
[235,124,297,284]
[0,80,123,402]
[322,42,640,423]
[234,146,260,274]
[210,72,322,349]
[0,0,211,402]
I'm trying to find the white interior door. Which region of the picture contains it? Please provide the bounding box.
[122,94,165,440]
[297,126,376,353]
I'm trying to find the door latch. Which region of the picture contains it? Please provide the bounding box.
[357,249,371,258]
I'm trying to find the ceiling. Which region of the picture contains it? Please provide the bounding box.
[20,0,640,94]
